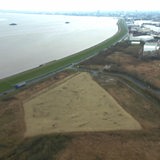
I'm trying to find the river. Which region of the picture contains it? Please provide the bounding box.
[0,13,118,79]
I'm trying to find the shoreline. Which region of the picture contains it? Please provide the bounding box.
[0,14,118,79]
[0,19,128,94]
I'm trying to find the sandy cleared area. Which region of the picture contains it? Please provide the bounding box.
[23,72,141,137]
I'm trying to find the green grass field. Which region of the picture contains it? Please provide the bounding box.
[0,19,128,93]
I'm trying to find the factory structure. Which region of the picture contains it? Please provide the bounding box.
[124,17,160,56]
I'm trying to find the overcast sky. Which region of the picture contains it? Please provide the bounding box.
[0,0,159,12]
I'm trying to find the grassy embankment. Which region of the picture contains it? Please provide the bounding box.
[0,19,128,93]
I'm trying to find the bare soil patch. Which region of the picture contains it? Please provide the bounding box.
[57,131,160,160]
[0,98,25,156]
[24,72,141,137]
[94,73,160,129]
[0,71,72,158]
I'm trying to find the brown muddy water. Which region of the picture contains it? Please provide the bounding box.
[0,13,118,78]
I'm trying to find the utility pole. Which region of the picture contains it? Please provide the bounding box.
[155,40,160,56]
[139,40,145,59]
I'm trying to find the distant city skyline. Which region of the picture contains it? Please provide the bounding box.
[0,0,160,12]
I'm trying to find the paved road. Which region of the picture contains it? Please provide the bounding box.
[103,72,160,95]
[0,48,101,97]
[0,33,129,97]
[72,66,160,99]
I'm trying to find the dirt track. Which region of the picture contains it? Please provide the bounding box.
[24,72,141,137]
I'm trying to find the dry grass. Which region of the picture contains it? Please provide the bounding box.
[23,72,141,137]
[56,131,160,160]
[80,42,160,88]
[0,98,25,156]
[1,42,160,160]
[95,74,160,129]
[107,52,160,88]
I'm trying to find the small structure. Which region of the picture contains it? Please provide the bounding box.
[154,35,160,40]
[103,65,111,71]
[130,41,141,45]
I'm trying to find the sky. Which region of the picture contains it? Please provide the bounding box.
[0,0,159,12]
